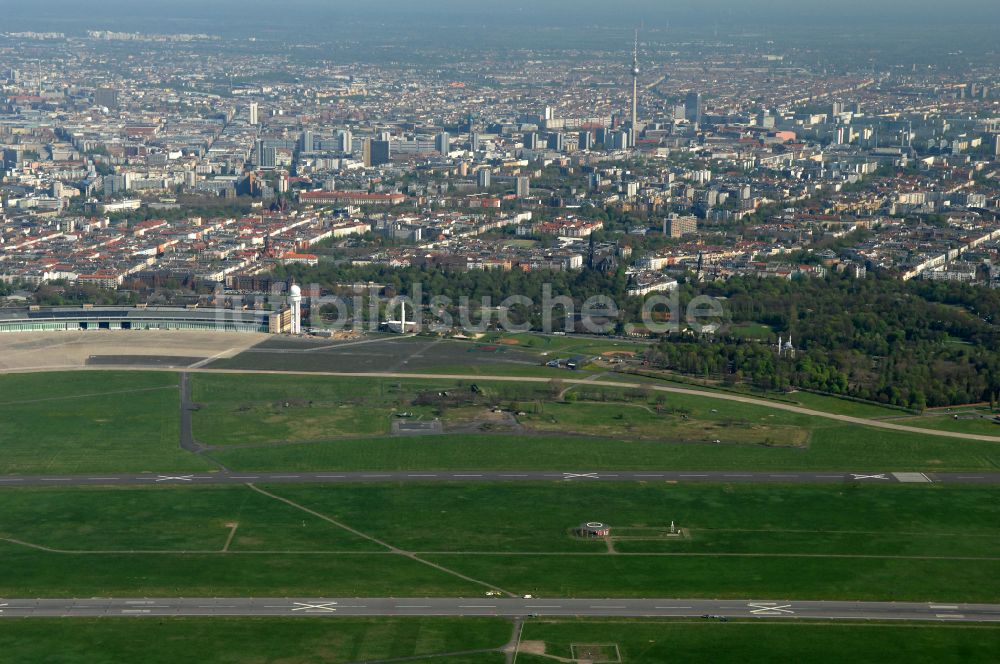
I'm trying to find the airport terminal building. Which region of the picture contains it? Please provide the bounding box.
[0,306,292,334]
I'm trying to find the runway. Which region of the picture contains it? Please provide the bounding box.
[0,597,997,622]
[0,470,998,488]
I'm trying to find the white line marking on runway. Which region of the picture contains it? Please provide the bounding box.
[590,605,628,609]
[748,603,794,615]
[395,605,432,608]
[851,473,888,480]
[316,475,345,478]
[937,614,965,619]
[525,605,562,608]
[40,478,70,481]
[155,475,193,482]
[271,475,301,479]
[500,474,528,477]
[362,474,391,478]
[291,602,337,612]
[930,605,960,610]
[459,605,497,608]
[655,606,692,609]
[454,474,483,477]
[407,474,438,477]
[563,472,599,480]
[680,474,708,477]
[87,477,119,481]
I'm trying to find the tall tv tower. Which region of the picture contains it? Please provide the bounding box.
[630,30,639,140]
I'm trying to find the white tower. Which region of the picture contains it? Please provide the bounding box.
[630,31,639,142]
[289,284,302,334]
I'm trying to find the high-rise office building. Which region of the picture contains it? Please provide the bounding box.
[94,87,119,108]
[260,147,277,169]
[685,91,702,126]
[477,169,491,189]
[609,131,629,150]
[435,132,451,155]
[249,102,259,126]
[523,132,539,150]
[547,132,565,152]
[363,139,391,167]
[515,176,530,198]
[578,131,593,151]
[300,130,313,152]
[471,132,481,152]
[337,129,353,154]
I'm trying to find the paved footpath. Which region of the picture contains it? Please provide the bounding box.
[0,597,997,622]
[1,470,999,488]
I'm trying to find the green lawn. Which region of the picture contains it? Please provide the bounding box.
[0,618,510,664]
[0,371,210,474]
[894,413,1000,436]
[212,423,1000,472]
[0,486,382,552]
[427,554,1000,602]
[519,620,1000,664]
[783,390,909,418]
[265,483,1000,558]
[192,373,462,445]
[0,539,478,597]
[4,371,1000,475]
[1,483,997,600]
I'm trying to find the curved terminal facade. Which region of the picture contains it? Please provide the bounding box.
[0,306,290,334]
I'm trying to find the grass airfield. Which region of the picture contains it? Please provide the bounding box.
[1,333,999,663]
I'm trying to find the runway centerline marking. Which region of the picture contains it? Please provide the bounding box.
[155,475,194,482]
[291,602,337,612]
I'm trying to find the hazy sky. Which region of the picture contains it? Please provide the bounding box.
[6,0,1000,28]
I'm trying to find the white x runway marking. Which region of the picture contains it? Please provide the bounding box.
[563,472,600,480]
[748,602,794,615]
[291,602,338,612]
[851,473,888,480]
[155,475,194,482]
